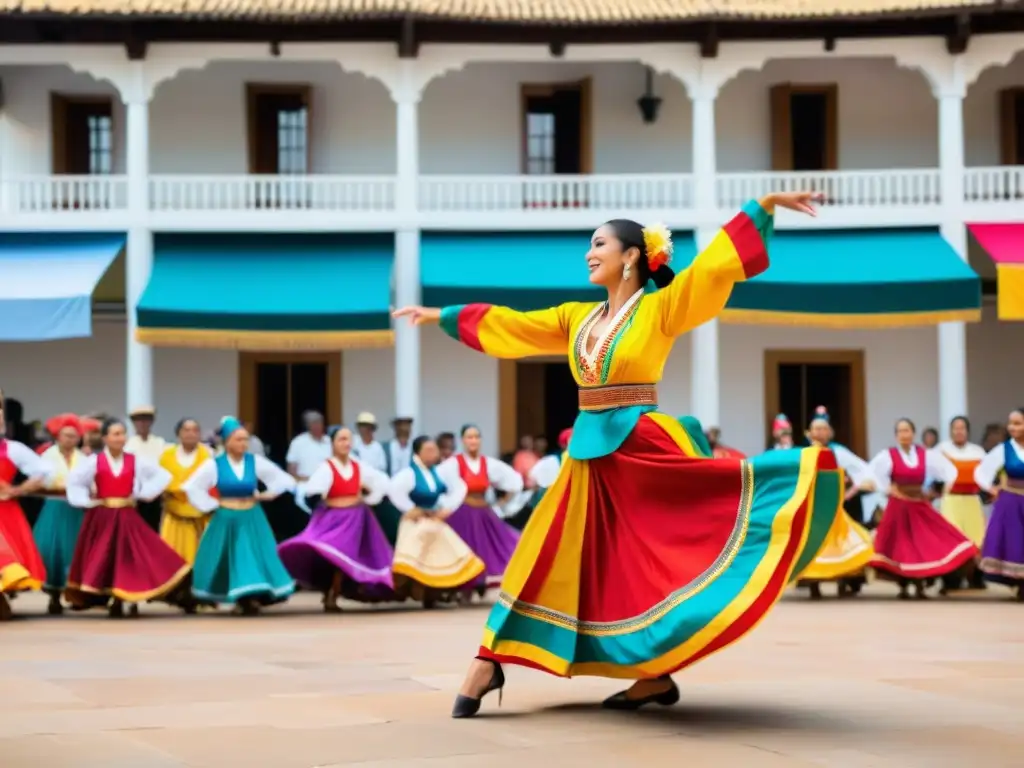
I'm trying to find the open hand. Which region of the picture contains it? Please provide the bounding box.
[763,191,823,216]
[392,306,441,326]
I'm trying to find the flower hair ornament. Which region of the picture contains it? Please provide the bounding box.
[642,223,674,271]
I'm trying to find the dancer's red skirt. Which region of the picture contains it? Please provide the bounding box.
[870,497,977,579]
[0,499,45,590]
[65,504,191,607]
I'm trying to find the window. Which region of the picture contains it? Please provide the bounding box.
[50,94,114,175]
[520,81,591,176]
[1000,88,1024,166]
[770,84,838,172]
[246,84,311,175]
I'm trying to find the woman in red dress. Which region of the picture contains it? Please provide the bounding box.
[868,417,978,599]
[64,418,191,617]
[0,393,50,609]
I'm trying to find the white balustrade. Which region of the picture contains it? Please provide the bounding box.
[716,170,942,209]
[148,175,397,212]
[419,174,694,212]
[0,175,128,213]
[963,166,1024,202]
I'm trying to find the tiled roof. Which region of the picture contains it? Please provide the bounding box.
[0,0,997,22]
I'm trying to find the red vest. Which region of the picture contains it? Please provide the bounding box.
[328,460,362,497]
[0,440,15,485]
[888,446,926,486]
[457,454,490,495]
[95,452,136,499]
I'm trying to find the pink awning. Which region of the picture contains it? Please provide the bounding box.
[968,223,1024,264]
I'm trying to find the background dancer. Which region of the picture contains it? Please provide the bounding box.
[936,415,987,592]
[975,407,1024,599]
[395,191,844,717]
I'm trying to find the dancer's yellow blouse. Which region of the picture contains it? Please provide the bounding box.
[160,444,211,519]
[440,200,773,460]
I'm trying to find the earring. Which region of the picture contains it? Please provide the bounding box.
[623,263,632,280]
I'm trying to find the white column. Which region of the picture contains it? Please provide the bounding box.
[938,222,969,426]
[690,228,721,429]
[935,77,968,428]
[392,74,421,424]
[123,68,154,414]
[691,84,717,215]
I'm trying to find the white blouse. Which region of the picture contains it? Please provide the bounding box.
[868,445,957,496]
[182,454,297,514]
[437,453,525,518]
[831,445,873,489]
[387,457,467,513]
[39,446,83,490]
[65,449,172,508]
[974,440,1024,493]
[297,457,390,511]
[174,445,202,469]
[0,439,53,485]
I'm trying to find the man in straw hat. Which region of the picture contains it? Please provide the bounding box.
[351,412,387,473]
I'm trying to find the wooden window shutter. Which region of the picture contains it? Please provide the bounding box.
[770,84,793,171]
[823,83,839,171]
[50,93,68,174]
[999,88,1020,165]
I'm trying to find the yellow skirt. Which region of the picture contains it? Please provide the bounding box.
[941,494,986,547]
[392,518,484,590]
[160,512,208,564]
[798,509,874,581]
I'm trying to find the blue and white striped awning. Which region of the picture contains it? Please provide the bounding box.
[0,233,125,341]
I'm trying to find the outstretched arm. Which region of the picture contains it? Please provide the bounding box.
[394,303,576,359]
[654,192,819,337]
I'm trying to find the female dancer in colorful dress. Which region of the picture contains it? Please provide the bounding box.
[935,416,987,591]
[65,418,190,617]
[388,435,484,607]
[183,417,297,614]
[394,191,844,716]
[0,395,51,601]
[437,425,522,598]
[797,407,875,599]
[771,414,794,450]
[868,418,978,599]
[33,413,86,614]
[975,407,1024,599]
[158,418,211,564]
[278,425,394,612]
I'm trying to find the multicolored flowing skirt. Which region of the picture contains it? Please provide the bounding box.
[869,497,978,580]
[0,499,45,591]
[192,505,295,605]
[32,497,84,591]
[392,518,485,599]
[477,414,842,680]
[940,493,987,548]
[160,510,208,564]
[0,528,35,593]
[979,490,1024,587]
[65,505,191,607]
[446,502,521,590]
[797,509,874,582]
[278,502,395,600]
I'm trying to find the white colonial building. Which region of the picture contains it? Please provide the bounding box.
[1,0,1023,460]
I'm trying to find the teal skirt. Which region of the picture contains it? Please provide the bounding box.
[32,498,84,592]
[192,505,295,605]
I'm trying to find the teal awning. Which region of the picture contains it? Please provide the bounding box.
[681,228,981,327]
[136,233,394,350]
[0,233,124,341]
[422,231,698,311]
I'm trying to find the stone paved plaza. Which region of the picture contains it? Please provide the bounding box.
[2,585,1023,767]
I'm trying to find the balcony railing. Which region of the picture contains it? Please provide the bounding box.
[419,174,694,212]
[716,169,942,210]
[0,175,128,213]
[148,175,397,212]
[963,166,1024,202]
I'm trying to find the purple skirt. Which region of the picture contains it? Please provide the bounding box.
[979,491,1024,586]
[277,503,395,601]
[445,502,520,590]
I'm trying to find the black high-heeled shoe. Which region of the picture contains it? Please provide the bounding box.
[602,676,680,711]
[451,657,505,718]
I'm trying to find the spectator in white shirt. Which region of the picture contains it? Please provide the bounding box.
[126,406,167,461]
[285,411,332,480]
[351,411,388,473]
[386,417,414,476]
